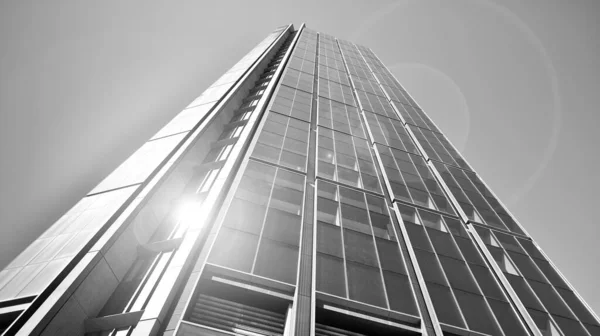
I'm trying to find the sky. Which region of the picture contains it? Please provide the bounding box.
[1,0,599,315]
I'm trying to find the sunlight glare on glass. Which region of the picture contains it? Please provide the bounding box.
[177,199,207,231]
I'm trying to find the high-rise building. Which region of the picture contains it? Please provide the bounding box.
[0,23,598,336]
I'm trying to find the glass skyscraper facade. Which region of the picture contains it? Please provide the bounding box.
[0,23,598,336]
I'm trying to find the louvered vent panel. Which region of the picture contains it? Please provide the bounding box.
[315,323,368,336]
[188,294,286,336]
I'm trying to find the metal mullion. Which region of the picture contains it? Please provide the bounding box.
[361,193,392,311]
[335,184,350,300]
[338,37,439,335]
[440,219,512,336]
[392,203,444,336]
[495,231,591,335]
[413,211,470,333]
[249,168,278,275]
[342,40,444,336]
[470,226,545,336]
[167,24,303,336]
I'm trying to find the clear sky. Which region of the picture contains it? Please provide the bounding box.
[1,0,599,314]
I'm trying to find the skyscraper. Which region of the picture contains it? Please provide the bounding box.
[0,22,598,335]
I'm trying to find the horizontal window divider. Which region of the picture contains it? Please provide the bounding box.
[137,237,183,255]
[210,276,294,302]
[315,124,367,140]
[467,221,532,241]
[248,157,307,176]
[203,263,296,296]
[392,199,460,219]
[316,95,356,108]
[314,175,384,198]
[426,157,474,174]
[315,292,421,329]
[268,109,312,124]
[83,310,144,333]
[439,321,490,336]
[279,83,313,95]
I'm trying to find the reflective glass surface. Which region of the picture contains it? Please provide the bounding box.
[315,180,418,316]
[317,127,382,193]
[209,160,304,284]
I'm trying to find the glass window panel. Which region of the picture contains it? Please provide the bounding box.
[208,228,258,272]
[18,257,71,297]
[507,251,548,283]
[505,274,544,311]
[90,134,184,194]
[316,254,346,297]
[280,150,306,171]
[552,315,589,336]
[438,255,480,294]
[487,298,528,336]
[453,290,502,335]
[254,239,298,284]
[397,204,420,224]
[339,187,365,209]
[584,323,600,336]
[317,222,343,258]
[375,238,406,274]
[383,271,418,316]
[6,238,53,269]
[343,229,378,267]
[317,196,339,225]
[556,287,599,326]
[269,186,303,215]
[54,230,95,259]
[426,281,465,328]
[528,309,561,336]
[426,228,462,260]
[518,239,546,260]
[370,212,394,240]
[317,180,337,199]
[252,143,281,163]
[340,203,371,234]
[405,223,433,252]
[528,280,575,319]
[223,198,267,235]
[0,268,21,292]
[469,264,505,301]
[454,237,485,265]
[419,211,446,232]
[493,231,525,253]
[337,166,360,187]
[262,208,301,246]
[414,249,447,286]
[346,261,387,308]
[533,259,570,290]
[444,218,468,237]
[0,263,46,300]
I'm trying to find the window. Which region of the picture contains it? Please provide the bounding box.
[453,290,502,335]
[316,254,346,297]
[426,281,465,327]
[252,113,309,172]
[317,127,381,193]
[209,227,259,272]
[346,262,386,308]
[254,239,298,284]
